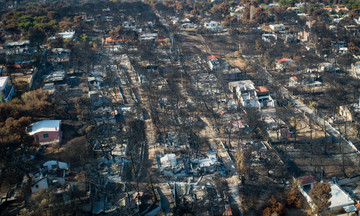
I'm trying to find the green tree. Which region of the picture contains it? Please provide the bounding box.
[80,34,88,43]
[280,0,296,6]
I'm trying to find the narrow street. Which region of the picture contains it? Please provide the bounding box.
[248,56,360,155]
[174,37,243,213]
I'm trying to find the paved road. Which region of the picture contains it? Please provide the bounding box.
[198,107,243,215]
[177,34,245,215]
[178,52,243,215]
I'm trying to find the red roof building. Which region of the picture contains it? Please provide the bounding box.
[208,55,220,60]
[224,204,233,216]
[105,36,129,44]
[290,76,298,82]
[155,38,166,42]
[289,76,299,87]
[298,176,317,185]
[276,58,295,71]
[276,58,293,64]
[255,86,269,94]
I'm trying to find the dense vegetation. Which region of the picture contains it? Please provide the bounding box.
[2,6,59,36]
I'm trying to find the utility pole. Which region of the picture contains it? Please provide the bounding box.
[345,110,348,139]
[324,118,327,154]
[310,119,313,166]
[294,116,297,148]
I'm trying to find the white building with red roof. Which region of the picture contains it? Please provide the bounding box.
[229,80,274,109]
[208,55,221,70]
[255,86,275,109]
[289,76,299,87]
[276,58,295,71]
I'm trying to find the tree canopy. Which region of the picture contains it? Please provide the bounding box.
[0,89,54,186]
[2,7,58,36]
[309,182,332,215]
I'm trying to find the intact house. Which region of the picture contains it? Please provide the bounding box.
[27,120,62,146]
[228,80,275,110]
[204,21,223,31]
[275,58,295,71]
[50,31,75,40]
[255,86,275,109]
[229,80,260,109]
[0,76,15,103]
[298,176,356,214]
[289,76,299,87]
